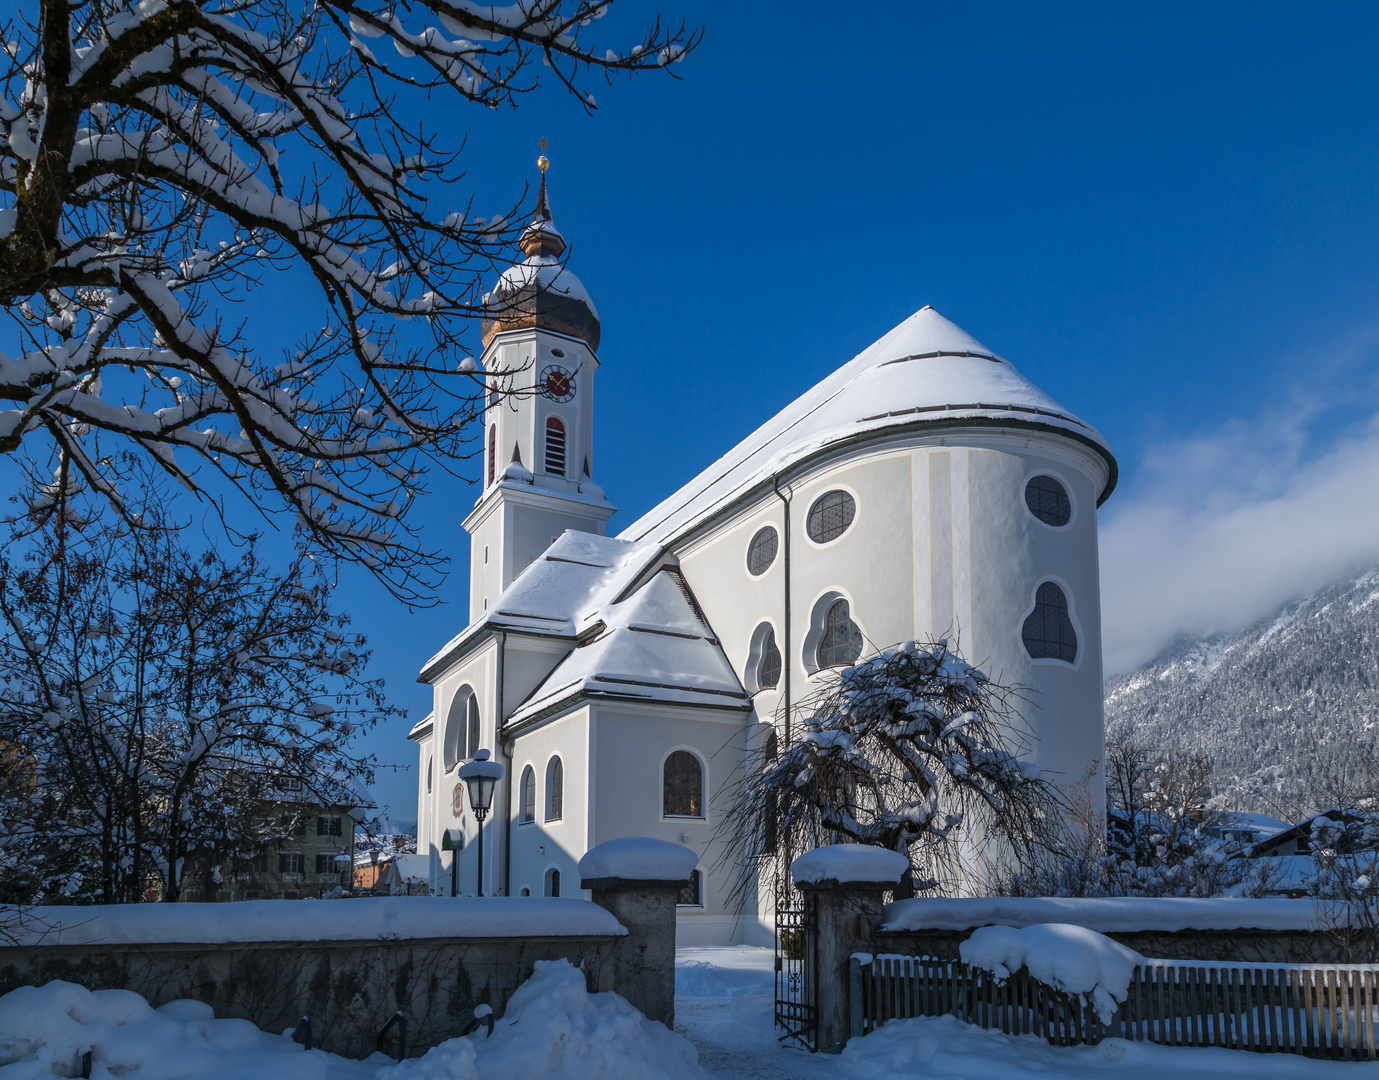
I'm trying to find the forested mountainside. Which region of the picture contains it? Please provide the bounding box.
[1104,568,1379,817]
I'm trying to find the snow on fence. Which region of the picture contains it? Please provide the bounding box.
[852,954,1379,1060]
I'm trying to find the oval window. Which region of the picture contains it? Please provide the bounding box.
[747,526,779,576]
[1025,475,1071,528]
[806,490,856,544]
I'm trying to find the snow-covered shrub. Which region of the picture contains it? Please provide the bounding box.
[723,639,1056,898]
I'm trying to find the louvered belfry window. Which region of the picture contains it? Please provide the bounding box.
[545,416,567,476]
[663,750,704,817]
[1022,581,1078,662]
[1025,475,1071,527]
[807,490,856,543]
[818,599,863,667]
[487,425,496,486]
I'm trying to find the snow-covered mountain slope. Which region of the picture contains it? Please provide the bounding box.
[1104,568,1379,815]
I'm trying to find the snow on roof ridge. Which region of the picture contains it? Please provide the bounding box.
[418,532,662,677]
[618,307,1114,545]
[508,566,747,723]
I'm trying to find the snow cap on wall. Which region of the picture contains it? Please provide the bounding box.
[790,844,910,887]
[578,837,699,884]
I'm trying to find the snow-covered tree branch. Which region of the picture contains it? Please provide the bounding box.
[0,0,698,601]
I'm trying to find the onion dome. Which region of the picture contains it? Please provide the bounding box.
[481,161,601,351]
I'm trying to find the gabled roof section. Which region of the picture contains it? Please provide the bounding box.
[419,532,663,680]
[619,306,1117,546]
[510,567,749,724]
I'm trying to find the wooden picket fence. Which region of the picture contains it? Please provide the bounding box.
[853,954,1379,1060]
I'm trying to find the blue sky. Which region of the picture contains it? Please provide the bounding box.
[337,1,1379,822]
[11,2,1379,822]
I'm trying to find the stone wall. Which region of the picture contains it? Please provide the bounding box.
[0,839,690,1059]
[0,933,617,1058]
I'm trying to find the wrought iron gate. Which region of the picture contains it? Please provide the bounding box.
[774,883,818,1050]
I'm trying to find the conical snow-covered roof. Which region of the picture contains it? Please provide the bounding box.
[620,306,1116,545]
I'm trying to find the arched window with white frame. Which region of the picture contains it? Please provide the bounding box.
[443,687,475,772]
[545,416,567,476]
[819,598,863,668]
[466,695,481,761]
[663,749,705,819]
[545,756,564,822]
[544,866,561,897]
[519,765,535,823]
[1021,580,1079,664]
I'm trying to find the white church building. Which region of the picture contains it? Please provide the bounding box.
[410,166,1118,945]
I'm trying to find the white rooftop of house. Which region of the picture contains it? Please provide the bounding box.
[619,305,1117,546]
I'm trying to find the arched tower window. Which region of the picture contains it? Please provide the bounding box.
[466,694,481,760]
[519,765,535,823]
[663,750,704,818]
[545,416,567,476]
[818,599,863,667]
[487,425,496,486]
[1021,581,1079,663]
[545,757,564,822]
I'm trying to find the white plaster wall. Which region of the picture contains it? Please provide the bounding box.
[428,641,499,896]
[507,708,591,899]
[591,703,756,946]
[670,425,1109,901]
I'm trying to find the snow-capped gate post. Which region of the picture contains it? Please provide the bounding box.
[579,838,698,1029]
[790,845,911,1053]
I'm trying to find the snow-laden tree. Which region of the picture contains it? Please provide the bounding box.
[0,464,398,903]
[723,639,1057,899]
[0,0,697,601]
[1001,735,1276,899]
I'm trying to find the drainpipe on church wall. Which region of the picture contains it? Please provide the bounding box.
[496,630,512,898]
[771,475,792,746]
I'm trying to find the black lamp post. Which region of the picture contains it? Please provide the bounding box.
[458,749,504,896]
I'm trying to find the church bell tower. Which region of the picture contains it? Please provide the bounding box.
[462,153,615,622]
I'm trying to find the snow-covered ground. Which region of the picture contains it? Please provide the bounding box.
[4,946,1377,1080]
[673,945,1379,1079]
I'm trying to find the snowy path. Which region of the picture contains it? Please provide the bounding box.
[673,945,1379,1080]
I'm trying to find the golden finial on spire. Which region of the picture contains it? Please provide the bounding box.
[537,136,550,172]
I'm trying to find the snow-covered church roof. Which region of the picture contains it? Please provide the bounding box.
[619,306,1117,546]
[509,565,748,723]
[418,531,747,717]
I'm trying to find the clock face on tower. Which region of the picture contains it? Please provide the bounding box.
[541,364,575,402]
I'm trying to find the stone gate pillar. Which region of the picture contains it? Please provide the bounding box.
[791,844,910,1053]
[580,836,698,1028]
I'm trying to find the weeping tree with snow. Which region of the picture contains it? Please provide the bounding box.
[0,0,698,602]
[0,463,398,903]
[722,639,1060,900]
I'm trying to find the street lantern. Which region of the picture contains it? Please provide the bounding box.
[457,749,505,896]
[333,850,351,890]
